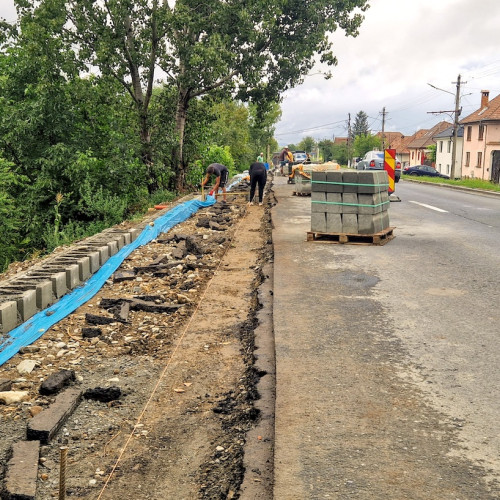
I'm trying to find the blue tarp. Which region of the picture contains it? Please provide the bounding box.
[0,195,217,367]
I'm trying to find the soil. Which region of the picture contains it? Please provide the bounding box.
[1,177,498,499]
[0,184,273,500]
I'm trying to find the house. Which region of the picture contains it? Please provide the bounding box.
[406,121,453,166]
[433,125,464,178]
[460,90,500,182]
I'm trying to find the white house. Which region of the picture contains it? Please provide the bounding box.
[433,125,464,178]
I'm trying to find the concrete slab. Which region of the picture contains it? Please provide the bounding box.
[4,440,40,500]
[27,387,83,444]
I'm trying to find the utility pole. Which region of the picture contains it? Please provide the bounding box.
[450,74,462,180]
[381,107,386,150]
[347,113,352,167]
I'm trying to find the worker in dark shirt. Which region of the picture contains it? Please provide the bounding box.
[201,163,229,202]
[248,161,267,206]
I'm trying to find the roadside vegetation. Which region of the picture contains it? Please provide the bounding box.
[403,176,500,192]
[0,0,368,272]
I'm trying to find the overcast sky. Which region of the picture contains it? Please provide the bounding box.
[2,0,500,148]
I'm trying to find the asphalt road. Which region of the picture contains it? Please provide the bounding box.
[370,180,500,478]
[272,176,500,497]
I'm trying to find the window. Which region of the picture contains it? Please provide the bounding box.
[447,141,451,153]
[477,151,482,167]
[439,141,443,152]
[465,152,470,167]
[446,164,450,175]
[478,125,485,140]
[411,151,414,159]
[466,126,472,141]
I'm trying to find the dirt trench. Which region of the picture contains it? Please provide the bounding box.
[0,187,274,499]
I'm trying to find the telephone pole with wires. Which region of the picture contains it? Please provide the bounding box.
[380,107,387,150]
[347,113,352,166]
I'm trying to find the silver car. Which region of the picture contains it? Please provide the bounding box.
[356,150,401,182]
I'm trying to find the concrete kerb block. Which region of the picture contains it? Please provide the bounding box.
[87,251,101,274]
[107,240,118,257]
[49,272,68,298]
[14,280,54,309]
[358,193,383,215]
[311,192,326,213]
[342,193,358,214]
[76,256,91,282]
[15,289,37,322]
[129,228,141,242]
[358,213,386,234]
[311,212,327,233]
[0,300,18,334]
[326,213,342,233]
[97,245,110,265]
[311,171,326,192]
[325,193,342,214]
[341,170,359,193]
[65,264,80,290]
[4,440,41,500]
[342,213,358,234]
[326,170,343,193]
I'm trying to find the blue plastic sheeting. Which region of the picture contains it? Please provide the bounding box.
[0,195,216,367]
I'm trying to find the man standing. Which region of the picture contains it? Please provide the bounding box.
[257,152,264,162]
[201,163,229,202]
[248,161,267,206]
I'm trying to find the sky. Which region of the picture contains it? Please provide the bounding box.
[2,0,500,147]
[275,0,500,146]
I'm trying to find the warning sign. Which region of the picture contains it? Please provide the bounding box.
[384,149,396,194]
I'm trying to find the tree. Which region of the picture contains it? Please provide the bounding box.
[353,134,382,158]
[353,111,370,137]
[318,139,334,162]
[298,136,317,154]
[35,0,368,190]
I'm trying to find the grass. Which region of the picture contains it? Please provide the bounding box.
[402,175,500,192]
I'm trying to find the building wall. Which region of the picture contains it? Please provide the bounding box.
[462,123,500,180]
[435,137,463,178]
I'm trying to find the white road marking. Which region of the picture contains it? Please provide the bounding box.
[409,201,448,213]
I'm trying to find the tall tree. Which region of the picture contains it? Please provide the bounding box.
[16,0,368,190]
[353,110,370,137]
[298,136,317,154]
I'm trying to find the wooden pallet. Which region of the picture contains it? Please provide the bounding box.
[306,227,395,246]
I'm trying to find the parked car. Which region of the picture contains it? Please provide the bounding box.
[292,151,307,164]
[403,165,450,178]
[356,151,401,182]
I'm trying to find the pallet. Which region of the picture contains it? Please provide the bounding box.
[306,227,395,246]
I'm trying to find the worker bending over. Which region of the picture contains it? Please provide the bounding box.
[201,163,229,202]
[248,161,267,206]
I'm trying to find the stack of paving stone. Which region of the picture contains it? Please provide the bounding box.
[311,169,390,234]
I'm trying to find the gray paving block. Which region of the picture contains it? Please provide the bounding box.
[122,232,132,246]
[97,245,110,265]
[129,228,141,241]
[326,213,342,233]
[76,256,91,281]
[88,251,101,274]
[326,170,343,193]
[311,192,326,213]
[49,272,67,298]
[107,240,118,256]
[0,300,18,334]
[341,170,359,193]
[311,212,327,233]
[357,171,378,194]
[4,440,40,500]
[358,213,386,234]
[14,281,54,308]
[342,193,359,214]
[311,171,326,192]
[15,289,37,322]
[358,193,383,215]
[65,263,80,290]
[27,387,83,444]
[342,214,358,234]
[325,193,342,214]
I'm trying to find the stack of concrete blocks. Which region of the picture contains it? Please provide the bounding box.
[0,227,142,337]
[311,170,390,234]
[294,173,312,195]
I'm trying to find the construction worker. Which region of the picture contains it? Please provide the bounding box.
[248,161,267,206]
[279,147,293,175]
[201,163,229,202]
